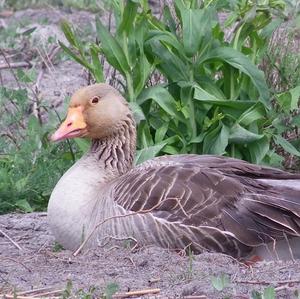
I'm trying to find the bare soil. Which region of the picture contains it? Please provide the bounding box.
[1,213,300,298]
[1,7,300,299]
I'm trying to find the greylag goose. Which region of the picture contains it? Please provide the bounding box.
[48,83,300,260]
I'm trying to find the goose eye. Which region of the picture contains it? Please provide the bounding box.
[91,96,100,104]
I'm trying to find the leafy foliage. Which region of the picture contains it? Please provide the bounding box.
[60,0,300,166]
[251,286,276,299]
[0,86,83,214]
[211,273,230,291]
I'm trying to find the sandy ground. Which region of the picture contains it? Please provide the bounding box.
[1,213,300,298]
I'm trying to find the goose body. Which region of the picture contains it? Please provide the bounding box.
[48,84,300,260]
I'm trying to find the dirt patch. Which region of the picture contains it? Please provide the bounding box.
[0,8,99,111]
[1,213,300,298]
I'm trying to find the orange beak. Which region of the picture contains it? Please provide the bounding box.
[51,106,87,142]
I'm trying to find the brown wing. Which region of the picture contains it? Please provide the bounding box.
[112,155,300,254]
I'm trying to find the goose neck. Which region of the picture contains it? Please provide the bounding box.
[89,117,136,178]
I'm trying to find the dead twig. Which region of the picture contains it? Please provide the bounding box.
[0,61,32,70]
[31,289,64,297]
[17,286,59,296]
[0,48,22,90]
[182,296,207,299]
[234,278,300,286]
[1,295,59,299]
[0,132,20,149]
[112,288,160,298]
[32,45,60,123]
[0,229,23,251]
[0,257,31,273]
[148,277,161,284]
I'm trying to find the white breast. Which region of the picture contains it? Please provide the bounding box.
[48,155,104,250]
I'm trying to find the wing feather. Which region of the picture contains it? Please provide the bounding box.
[111,154,300,255]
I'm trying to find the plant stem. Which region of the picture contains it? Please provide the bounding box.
[187,76,197,153]
[231,144,235,158]
[125,72,134,102]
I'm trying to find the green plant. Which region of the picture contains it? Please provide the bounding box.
[251,286,276,299]
[62,279,100,299]
[52,241,64,252]
[0,84,84,213]
[186,247,195,280]
[0,0,104,12]
[102,282,119,299]
[60,0,300,166]
[211,273,230,292]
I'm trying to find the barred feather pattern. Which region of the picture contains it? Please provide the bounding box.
[85,120,300,259]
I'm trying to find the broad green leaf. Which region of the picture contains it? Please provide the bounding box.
[211,274,230,291]
[194,86,256,111]
[146,39,189,82]
[263,286,276,299]
[59,41,93,72]
[193,85,221,101]
[137,121,153,148]
[238,103,266,126]
[203,123,229,154]
[277,86,300,112]
[147,30,186,55]
[15,177,28,193]
[179,6,216,56]
[135,143,167,165]
[291,114,300,127]
[133,55,152,97]
[15,199,33,213]
[248,136,269,164]
[261,18,283,39]
[163,5,177,35]
[117,0,138,34]
[129,102,145,124]
[96,17,130,76]
[290,86,300,109]
[137,86,185,122]
[60,20,78,47]
[135,17,149,52]
[273,135,300,156]
[155,122,169,143]
[103,282,119,299]
[229,124,264,144]
[264,150,284,168]
[162,145,179,154]
[90,45,104,82]
[194,88,256,118]
[199,47,270,106]
[135,137,178,164]
[196,77,226,100]
[251,290,262,299]
[190,133,205,144]
[16,69,35,83]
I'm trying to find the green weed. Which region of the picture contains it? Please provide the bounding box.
[52,241,64,252]
[211,273,230,292]
[61,279,118,299]
[102,282,119,299]
[251,286,276,299]
[0,84,84,213]
[0,0,104,12]
[60,0,300,166]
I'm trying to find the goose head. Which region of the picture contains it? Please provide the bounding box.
[51,83,132,142]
